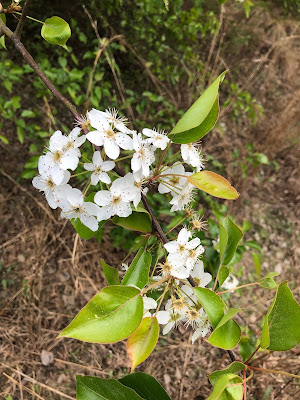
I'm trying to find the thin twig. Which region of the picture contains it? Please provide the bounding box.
[14,0,33,38]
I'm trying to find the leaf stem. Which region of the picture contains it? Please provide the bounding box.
[217,282,259,295]
[247,366,300,379]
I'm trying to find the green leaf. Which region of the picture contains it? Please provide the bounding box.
[17,126,24,144]
[21,110,35,118]
[193,287,224,329]
[59,286,143,343]
[41,16,71,50]
[252,253,261,278]
[76,376,143,400]
[188,171,239,200]
[261,281,300,351]
[244,240,262,251]
[127,317,159,372]
[119,372,171,400]
[170,72,226,142]
[122,249,151,289]
[207,373,243,400]
[0,135,9,144]
[113,208,152,233]
[219,216,243,266]
[100,259,119,286]
[258,272,279,290]
[219,266,229,287]
[209,361,246,386]
[171,99,219,144]
[0,15,6,50]
[208,309,241,350]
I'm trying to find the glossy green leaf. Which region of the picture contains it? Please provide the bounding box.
[188,171,239,200]
[59,286,143,343]
[261,281,300,351]
[171,99,219,144]
[258,272,279,289]
[207,373,243,400]
[41,16,71,49]
[208,309,241,350]
[209,362,246,386]
[119,372,171,400]
[113,208,152,233]
[127,317,159,372]
[219,266,229,287]
[219,216,243,266]
[122,249,151,289]
[71,218,96,239]
[193,287,224,329]
[170,72,226,143]
[252,252,261,278]
[76,376,143,400]
[100,259,119,286]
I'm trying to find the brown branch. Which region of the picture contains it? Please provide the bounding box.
[14,0,33,38]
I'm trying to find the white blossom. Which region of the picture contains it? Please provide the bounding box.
[94,174,137,221]
[142,128,170,150]
[181,143,205,171]
[190,261,212,287]
[131,132,155,177]
[86,119,133,160]
[88,108,129,132]
[32,169,71,209]
[84,151,115,185]
[60,188,100,231]
[164,228,199,259]
[170,181,195,212]
[222,274,239,291]
[158,163,187,195]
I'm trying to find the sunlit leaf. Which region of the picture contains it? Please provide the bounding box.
[219,216,243,266]
[208,309,241,350]
[127,317,159,372]
[119,372,171,400]
[170,72,226,143]
[122,249,151,289]
[76,376,143,400]
[258,272,279,289]
[207,373,243,400]
[0,15,6,50]
[252,252,261,278]
[188,171,239,200]
[261,281,300,351]
[41,16,71,49]
[219,266,229,287]
[59,286,143,343]
[100,259,119,286]
[209,361,246,386]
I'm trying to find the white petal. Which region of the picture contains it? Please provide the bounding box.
[143,297,157,310]
[94,190,112,206]
[98,172,111,184]
[51,164,64,185]
[97,206,113,221]
[186,238,201,250]
[91,172,100,185]
[67,188,84,207]
[164,242,179,254]
[156,311,170,325]
[115,202,132,218]
[177,228,190,244]
[83,202,100,216]
[60,152,78,170]
[32,176,47,190]
[115,132,133,150]
[93,151,102,165]
[163,321,175,335]
[101,160,115,172]
[86,130,104,146]
[80,214,98,231]
[104,139,120,159]
[84,163,95,171]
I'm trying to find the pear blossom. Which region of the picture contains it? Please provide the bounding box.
[88,108,129,132]
[158,163,187,194]
[39,130,82,185]
[190,309,210,343]
[64,127,86,150]
[86,119,133,160]
[222,274,239,291]
[32,169,71,209]
[170,181,195,212]
[94,174,137,221]
[84,151,115,185]
[142,128,170,150]
[60,188,100,231]
[131,132,155,177]
[190,261,212,287]
[181,143,205,171]
[157,298,187,335]
[164,228,200,259]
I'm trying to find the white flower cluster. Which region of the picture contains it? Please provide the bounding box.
[33,108,205,232]
[143,260,212,343]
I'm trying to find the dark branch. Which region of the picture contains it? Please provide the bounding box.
[14,0,33,38]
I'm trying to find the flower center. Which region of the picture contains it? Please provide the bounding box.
[189,249,197,260]
[178,244,186,253]
[72,205,83,214]
[194,278,201,286]
[53,151,63,162]
[95,166,102,174]
[46,178,55,189]
[138,148,145,158]
[160,261,172,273]
[65,141,74,150]
[170,176,180,185]
[105,128,115,139]
[112,196,121,205]
[172,297,186,311]
[188,309,199,321]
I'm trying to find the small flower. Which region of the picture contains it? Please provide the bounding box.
[142,128,170,150]
[88,108,128,131]
[164,227,199,259]
[131,132,155,177]
[32,169,71,209]
[60,188,100,231]
[170,182,195,212]
[86,119,133,160]
[222,274,239,291]
[158,163,187,195]
[84,151,115,185]
[190,214,207,232]
[181,143,205,171]
[94,174,137,221]
[190,261,212,287]
[158,257,189,279]
[191,310,210,343]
